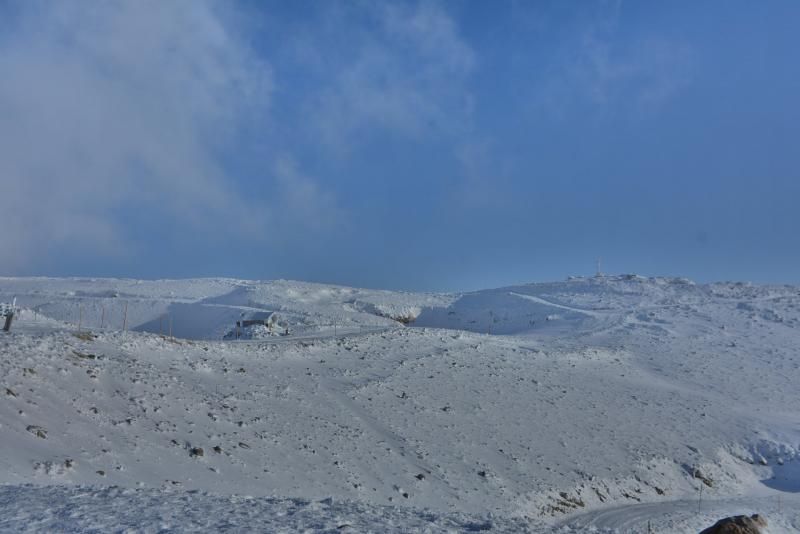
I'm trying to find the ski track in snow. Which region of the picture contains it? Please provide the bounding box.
[508,292,606,317]
[1,275,799,532]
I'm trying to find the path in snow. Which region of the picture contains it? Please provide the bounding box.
[560,494,800,533]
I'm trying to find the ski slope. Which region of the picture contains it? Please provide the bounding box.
[1,275,799,532]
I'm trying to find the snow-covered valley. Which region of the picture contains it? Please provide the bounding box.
[1,276,799,532]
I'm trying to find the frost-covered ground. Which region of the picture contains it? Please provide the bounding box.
[1,275,799,532]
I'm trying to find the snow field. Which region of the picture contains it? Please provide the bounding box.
[1,275,799,532]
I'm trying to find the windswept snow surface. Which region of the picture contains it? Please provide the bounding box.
[1,275,800,532]
[0,485,535,534]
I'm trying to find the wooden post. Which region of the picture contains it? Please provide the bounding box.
[122,302,128,331]
[101,306,105,329]
[159,316,163,336]
[2,312,13,332]
[169,316,172,338]
[78,304,83,333]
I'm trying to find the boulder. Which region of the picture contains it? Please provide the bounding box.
[699,514,766,534]
[26,425,47,439]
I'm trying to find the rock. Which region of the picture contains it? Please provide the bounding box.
[26,425,47,439]
[699,514,767,534]
[33,461,67,476]
[690,467,714,487]
[72,332,95,341]
[189,447,204,457]
[213,446,223,454]
[96,470,106,477]
[5,388,16,397]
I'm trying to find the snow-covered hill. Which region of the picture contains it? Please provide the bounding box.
[1,276,799,532]
[0,277,452,340]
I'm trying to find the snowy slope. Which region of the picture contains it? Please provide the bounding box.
[1,275,799,532]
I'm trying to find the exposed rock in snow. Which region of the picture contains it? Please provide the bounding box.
[699,514,767,534]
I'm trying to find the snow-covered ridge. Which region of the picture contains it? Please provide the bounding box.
[1,275,797,341]
[0,277,454,340]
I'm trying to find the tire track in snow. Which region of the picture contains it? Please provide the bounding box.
[559,494,800,532]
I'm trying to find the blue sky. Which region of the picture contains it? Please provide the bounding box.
[1,0,798,291]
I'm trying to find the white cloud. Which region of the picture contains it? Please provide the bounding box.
[0,0,272,270]
[301,2,475,153]
[531,4,694,117]
[570,32,693,110]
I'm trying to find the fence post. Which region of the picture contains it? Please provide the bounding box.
[122,302,128,332]
[697,481,703,512]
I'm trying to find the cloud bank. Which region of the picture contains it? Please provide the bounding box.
[0,0,271,269]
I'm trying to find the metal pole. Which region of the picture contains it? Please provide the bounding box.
[698,482,703,512]
[101,306,105,329]
[122,302,128,331]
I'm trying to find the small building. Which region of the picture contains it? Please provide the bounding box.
[229,312,289,339]
[236,312,281,330]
